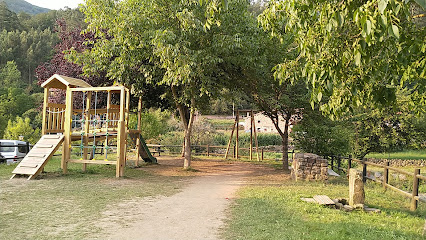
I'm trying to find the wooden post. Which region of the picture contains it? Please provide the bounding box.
[83,91,92,171]
[116,88,126,177]
[135,96,141,166]
[383,161,389,190]
[337,156,341,173]
[225,115,237,159]
[261,148,264,161]
[331,156,334,170]
[42,87,49,135]
[105,91,111,160]
[62,86,73,174]
[236,110,239,159]
[252,110,260,161]
[362,159,367,183]
[410,168,420,211]
[347,155,352,173]
[250,111,253,161]
[206,145,210,157]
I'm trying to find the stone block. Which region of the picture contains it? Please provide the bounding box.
[349,169,365,206]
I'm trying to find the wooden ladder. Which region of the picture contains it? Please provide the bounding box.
[11,135,64,180]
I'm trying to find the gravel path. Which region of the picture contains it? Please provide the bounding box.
[96,158,271,240]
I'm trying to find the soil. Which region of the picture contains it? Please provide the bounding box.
[95,156,288,240]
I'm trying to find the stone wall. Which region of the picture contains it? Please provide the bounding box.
[367,159,426,167]
[292,153,328,181]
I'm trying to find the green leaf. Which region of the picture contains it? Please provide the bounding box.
[365,20,372,35]
[355,51,361,66]
[392,24,399,39]
[378,0,388,14]
[317,91,323,102]
[380,14,387,27]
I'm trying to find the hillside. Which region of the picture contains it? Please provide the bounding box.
[1,0,50,15]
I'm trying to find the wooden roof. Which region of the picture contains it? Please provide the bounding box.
[41,74,92,89]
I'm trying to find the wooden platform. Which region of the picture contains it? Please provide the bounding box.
[313,195,335,205]
[11,135,64,180]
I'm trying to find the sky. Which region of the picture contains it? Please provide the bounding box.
[26,0,85,10]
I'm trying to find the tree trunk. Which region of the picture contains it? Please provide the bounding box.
[268,113,291,174]
[281,119,290,173]
[171,85,195,169]
[184,127,192,168]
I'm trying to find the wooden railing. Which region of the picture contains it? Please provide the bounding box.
[45,103,66,133]
[326,155,425,211]
[147,144,294,161]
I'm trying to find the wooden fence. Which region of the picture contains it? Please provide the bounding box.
[326,155,426,211]
[147,144,294,161]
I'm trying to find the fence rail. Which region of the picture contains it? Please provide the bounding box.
[146,144,294,161]
[326,155,425,211]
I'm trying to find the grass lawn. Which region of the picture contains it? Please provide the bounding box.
[223,177,426,240]
[366,150,426,160]
[0,156,186,240]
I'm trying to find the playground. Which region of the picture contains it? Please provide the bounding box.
[1,74,425,239]
[1,155,425,239]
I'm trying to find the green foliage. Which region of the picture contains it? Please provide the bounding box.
[3,116,41,143]
[366,150,426,160]
[129,108,175,142]
[291,110,352,156]
[0,2,21,31]
[0,60,20,87]
[159,131,185,147]
[260,0,426,117]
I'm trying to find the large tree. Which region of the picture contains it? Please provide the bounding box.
[68,0,255,169]
[259,0,425,117]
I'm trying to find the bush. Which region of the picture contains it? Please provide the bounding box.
[291,111,352,156]
[3,116,41,144]
[128,108,176,142]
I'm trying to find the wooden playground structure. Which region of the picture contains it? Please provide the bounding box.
[225,110,260,161]
[11,74,156,180]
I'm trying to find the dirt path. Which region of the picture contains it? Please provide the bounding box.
[96,157,281,240]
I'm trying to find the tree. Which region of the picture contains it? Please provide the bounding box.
[291,109,352,157]
[3,116,41,144]
[0,2,22,31]
[259,0,426,117]
[69,0,255,169]
[0,60,21,87]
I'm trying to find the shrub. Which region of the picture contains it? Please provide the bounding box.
[128,108,175,142]
[3,116,41,144]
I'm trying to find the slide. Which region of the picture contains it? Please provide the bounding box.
[11,135,64,180]
[138,135,158,163]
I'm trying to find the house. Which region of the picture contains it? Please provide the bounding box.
[243,111,302,133]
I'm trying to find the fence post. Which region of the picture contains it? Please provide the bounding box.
[362,159,367,183]
[292,150,294,160]
[206,145,209,157]
[331,156,334,171]
[383,161,389,190]
[410,168,420,211]
[261,148,264,161]
[337,156,341,173]
[347,155,352,173]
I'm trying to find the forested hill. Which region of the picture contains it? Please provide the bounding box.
[1,0,50,15]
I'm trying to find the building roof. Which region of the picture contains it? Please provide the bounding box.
[41,74,92,89]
